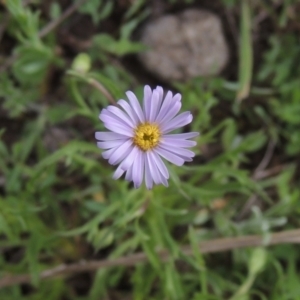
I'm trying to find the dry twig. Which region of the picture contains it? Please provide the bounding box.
[87,78,117,106]
[254,164,286,181]
[253,140,276,177]
[237,140,277,220]
[1,228,300,289]
[38,0,88,38]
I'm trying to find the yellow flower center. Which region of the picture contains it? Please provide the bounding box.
[133,122,161,151]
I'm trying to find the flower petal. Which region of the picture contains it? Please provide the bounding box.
[102,148,115,159]
[145,155,153,190]
[118,99,139,125]
[126,91,145,123]
[100,110,133,131]
[125,165,133,181]
[102,122,134,137]
[108,140,133,165]
[132,150,144,188]
[95,131,126,141]
[149,86,164,121]
[163,132,199,139]
[160,144,195,158]
[161,138,197,148]
[156,92,181,123]
[158,171,168,187]
[161,112,193,133]
[147,152,161,185]
[148,152,168,186]
[154,86,164,110]
[97,140,125,149]
[107,105,135,127]
[155,91,172,122]
[149,151,169,179]
[149,89,160,122]
[159,101,182,124]
[113,164,125,180]
[120,146,139,171]
[154,147,185,166]
[143,85,152,120]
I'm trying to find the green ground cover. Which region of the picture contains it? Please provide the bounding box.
[1,0,300,299]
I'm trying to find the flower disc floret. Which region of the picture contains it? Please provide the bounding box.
[95,85,199,189]
[133,122,161,151]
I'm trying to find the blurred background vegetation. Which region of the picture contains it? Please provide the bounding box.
[1,0,300,299]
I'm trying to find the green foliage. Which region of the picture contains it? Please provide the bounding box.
[258,34,300,155]
[236,0,253,101]
[13,45,54,84]
[79,0,114,24]
[92,14,149,57]
[93,33,146,56]
[1,0,300,299]
[6,0,41,44]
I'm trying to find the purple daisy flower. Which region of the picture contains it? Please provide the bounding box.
[95,85,198,189]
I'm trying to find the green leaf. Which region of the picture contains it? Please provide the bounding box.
[236,0,253,101]
[164,261,184,300]
[26,233,43,286]
[49,2,61,20]
[79,0,113,24]
[93,33,146,56]
[135,222,161,272]
[222,119,237,151]
[13,45,53,84]
[124,0,145,19]
[188,226,207,294]
[35,141,98,172]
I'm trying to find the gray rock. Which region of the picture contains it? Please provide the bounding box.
[139,9,229,81]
